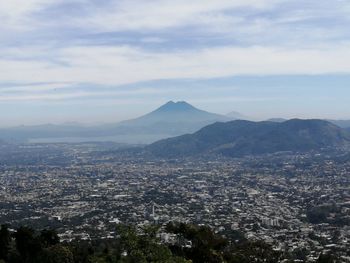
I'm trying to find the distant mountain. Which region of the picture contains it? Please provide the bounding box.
[92,101,229,143]
[0,101,229,144]
[327,120,350,129]
[226,111,247,120]
[267,118,350,129]
[147,119,350,158]
[118,101,228,128]
[266,118,288,123]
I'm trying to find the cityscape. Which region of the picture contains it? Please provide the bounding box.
[1,142,350,261]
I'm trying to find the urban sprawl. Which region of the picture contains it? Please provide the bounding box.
[0,143,350,262]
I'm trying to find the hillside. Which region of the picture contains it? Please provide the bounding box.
[268,118,350,129]
[328,119,350,129]
[147,119,350,158]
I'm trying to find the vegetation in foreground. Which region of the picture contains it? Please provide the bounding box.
[0,223,340,263]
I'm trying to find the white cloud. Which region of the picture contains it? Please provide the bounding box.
[0,0,275,31]
[1,44,350,101]
[1,0,350,103]
[0,0,59,29]
[0,0,48,17]
[80,0,281,32]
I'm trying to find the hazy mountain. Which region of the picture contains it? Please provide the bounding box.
[0,101,229,144]
[267,118,350,129]
[327,120,350,129]
[147,119,350,158]
[226,111,248,120]
[266,118,288,123]
[118,101,228,128]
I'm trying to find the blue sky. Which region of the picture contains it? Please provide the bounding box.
[1,0,350,126]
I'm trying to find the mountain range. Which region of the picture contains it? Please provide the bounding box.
[327,120,350,129]
[268,118,350,129]
[0,101,349,146]
[0,101,231,144]
[147,119,350,158]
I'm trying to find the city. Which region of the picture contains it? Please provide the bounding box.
[1,143,349,261]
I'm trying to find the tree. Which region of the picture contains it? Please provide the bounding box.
[227,241,283,263]
[0,225,10,261]
[317,253,339,263]
[40,229,60,248]
[41,245,74,263]
[166,222,227,263]
[14,226,42,263]
[116,224,189,263]
[166,222,283,263]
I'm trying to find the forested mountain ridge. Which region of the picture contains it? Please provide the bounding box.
[148,119,350,158]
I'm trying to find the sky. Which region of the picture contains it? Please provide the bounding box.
[1,0,350,126]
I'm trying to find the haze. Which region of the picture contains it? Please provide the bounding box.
[1,0,350,127]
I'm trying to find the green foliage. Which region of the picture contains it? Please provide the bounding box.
[116,224,188,263]
[0,222,316,263]
[0,225,10,261]
[40,229,60,248]
[166,222,282,263]
[316,253,340,263]
[41,245,74,263]
[14,226,42,262]
[1,226,64,263]
[226,240,283,263]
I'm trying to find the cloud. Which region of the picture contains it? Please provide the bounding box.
[5,0,346,48]
[2,44,350,90]
[0,0,59,29]
[1,0,350,104]
[79,0,281,32]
